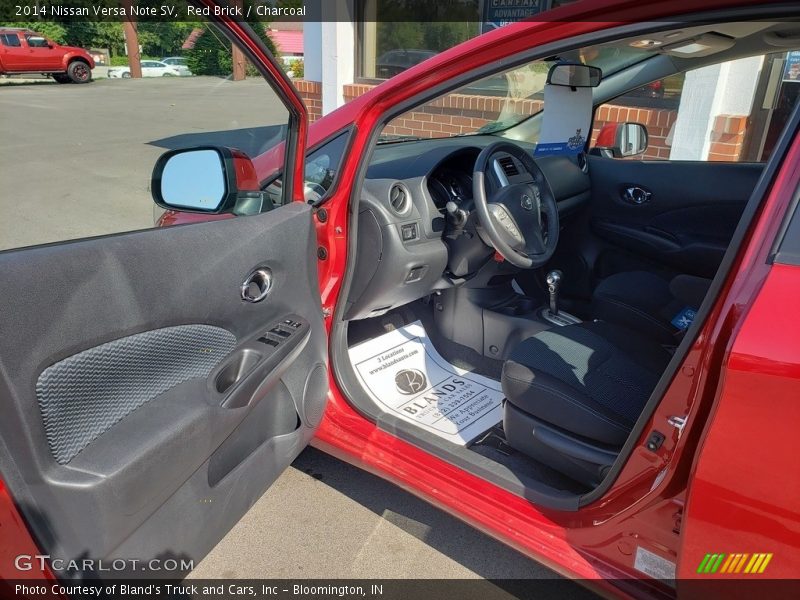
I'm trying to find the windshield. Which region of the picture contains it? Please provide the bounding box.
[379,42,650,143]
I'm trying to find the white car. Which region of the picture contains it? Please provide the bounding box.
[108,60,181,78]
[161,56,193,76]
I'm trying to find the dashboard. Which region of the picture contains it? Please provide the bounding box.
[344,135,591,320]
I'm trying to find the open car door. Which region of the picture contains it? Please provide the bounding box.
[0,14,325,579]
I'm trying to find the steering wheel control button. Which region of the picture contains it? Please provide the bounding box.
[401,223,418,241]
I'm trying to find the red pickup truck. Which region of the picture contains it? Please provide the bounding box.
[0,27,94,83]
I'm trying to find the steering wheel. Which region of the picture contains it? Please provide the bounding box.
[472,142,559,269]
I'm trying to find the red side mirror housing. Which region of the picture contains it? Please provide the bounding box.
[151,146,272,216]
[593,121,649,158]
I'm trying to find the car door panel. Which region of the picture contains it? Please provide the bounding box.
[0,202,327,574]
[587,157,763,278]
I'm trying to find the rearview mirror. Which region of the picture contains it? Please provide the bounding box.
[152,146,271,215]
[593,122,649,158]
[547,63,602,88]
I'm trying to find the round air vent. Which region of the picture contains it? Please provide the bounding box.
[388,183,411,215]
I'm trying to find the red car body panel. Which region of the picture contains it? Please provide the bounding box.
[1,1,798,596]
[0,29,94,75]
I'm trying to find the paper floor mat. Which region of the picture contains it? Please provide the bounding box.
[348,321,504,445]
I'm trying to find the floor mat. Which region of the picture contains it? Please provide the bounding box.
[348,321,504,445]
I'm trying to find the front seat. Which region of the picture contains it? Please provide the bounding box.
[501,321,672,487]
[592,271,712,344]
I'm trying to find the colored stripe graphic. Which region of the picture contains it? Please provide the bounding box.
[700,552,772,574]
[710,554,725,573]
[758,553,773,573]
[720,554,735,573]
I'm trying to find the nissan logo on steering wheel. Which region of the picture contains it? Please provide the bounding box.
[520,194,534,211]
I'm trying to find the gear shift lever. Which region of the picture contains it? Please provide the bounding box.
[546,270,562,316]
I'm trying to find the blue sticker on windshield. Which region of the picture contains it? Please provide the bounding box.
[671,307,697,330]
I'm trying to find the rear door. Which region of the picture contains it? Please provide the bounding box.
[0,31,25,70]
[587,158,762,279]
[575,53,799,288]
[0,17,325,577]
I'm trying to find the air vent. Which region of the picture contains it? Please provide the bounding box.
[389,183,411,215]
[497,156,519,177]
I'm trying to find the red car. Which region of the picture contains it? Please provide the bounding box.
[0,27,94,83]
[1,0,799,598]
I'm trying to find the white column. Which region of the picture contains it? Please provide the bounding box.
[669,55,763,160]
[319,1,356,115]
[304,14,323,82]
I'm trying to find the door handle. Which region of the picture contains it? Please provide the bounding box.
[241,268,272,303]
[622,186,652,205]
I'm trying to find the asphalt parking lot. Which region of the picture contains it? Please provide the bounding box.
[0,76,287,250]
[1,76,580,591]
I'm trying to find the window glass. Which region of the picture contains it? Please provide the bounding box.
[25,34,48,48]
[0,33,21,47]
[379,42,649,141]
[0,22,292,251]
[263,131,351,206]
[592,51,800,162]
[356,0,578,80]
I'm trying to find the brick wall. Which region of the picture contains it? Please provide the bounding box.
[591,105,678,160]
[293,80,749,161]
[293,79,322,122]
[708,114,748,161]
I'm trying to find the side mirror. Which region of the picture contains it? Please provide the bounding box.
[151,146,272,215]
[593,122,649,158]
[547,63,602,88]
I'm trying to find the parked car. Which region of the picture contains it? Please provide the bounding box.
[2,1,800,597]
[0,27,94,83]
[628,79,666,98]
[161,56,193,76]
[375,48,436,78]
[107,60,182,78]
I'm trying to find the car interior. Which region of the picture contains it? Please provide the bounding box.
[331,20,800,508]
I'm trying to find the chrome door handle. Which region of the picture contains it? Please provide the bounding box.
[623,186,652,205]
[241,268,272,303]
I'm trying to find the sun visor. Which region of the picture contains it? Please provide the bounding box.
[533,82,592,157]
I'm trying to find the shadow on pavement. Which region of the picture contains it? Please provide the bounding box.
[290,447,595,598]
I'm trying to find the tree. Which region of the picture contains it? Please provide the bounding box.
[185,21,277,77]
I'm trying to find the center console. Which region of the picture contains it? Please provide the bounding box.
[432,271,582,361]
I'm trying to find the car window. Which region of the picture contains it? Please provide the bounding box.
[262,131,350,207]
[592,50,800,163]
[25,35,48,48]
[380,41,648,142]
[0,33,21,47]
[0,21,293,251]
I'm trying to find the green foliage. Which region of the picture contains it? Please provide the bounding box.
[288,59,304,79]
[185,22,277,77]
[109,55,158,67]
[11,21,67,43]
[0,21,194,58]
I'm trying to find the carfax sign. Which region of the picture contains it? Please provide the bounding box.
[480,0,551,34]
